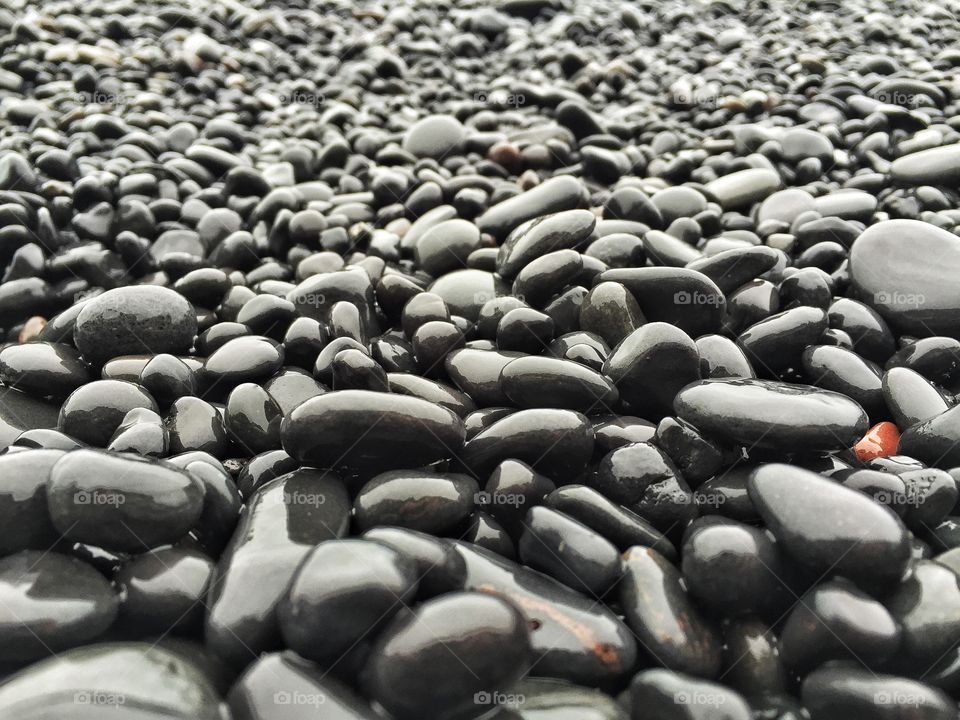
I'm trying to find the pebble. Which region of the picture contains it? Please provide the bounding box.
[281,390,464,471]
[362,592,531,719]
[47,449,205,553]
[675,379,869,452]
[353,470,478,534]
[749,464,911,587]
[73,286,197,364]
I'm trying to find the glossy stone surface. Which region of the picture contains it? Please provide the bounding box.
[0,449,62,554]
[620,547,722,678]
[455,542,637,685]
[279,539,418,664]
[749,464,911,587]
[0,550,118,662]
[501,356,618,413]
[47,449,205,553]
[362,592,532,720]
[353,470,479,534]
[0,342,89,399]
[58,379,158,446]
[850,219,960,337]
[675,379,869,451]
[74,286,197,364]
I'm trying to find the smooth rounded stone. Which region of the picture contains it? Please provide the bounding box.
[642,229,702,267]
[228,651,381,720]
[0,342,89,399]
[477,176,589,239]
[362,592,531,720]
[480,459,556,535]
[512,249,583,309]
[180,460,242,556]
[884,559,960,669]
[739,306,828,374]
[411,320,465,379]
[282,391,464,471]
[47,449,205,553]
[498,307,556,353]
[362,527,467,597]
[500,356,618,413]
[592,441,695,530]
[387,373,475,418]
[579,281,646,348]
[454,542,637,686]
[603,323,700,419]
[629,669,751,720]
[828,298,897,365]
[464,511,516,559]
[73,286,197,364]
[353,470,479,535]
[0,449,61,554]
[721,617,786,699]
[165,396,228,457]
[0,279,53,330]
[724,279,780,336]
[802,344,885,419]
[413,219,482,277]
[598,268,725,338]
[704,168,781,210]
[681,517,786,617]
[882,367,949,430]
[58,379,158,447]
[886,336,960,386]
[428,269,507,323]
[518,506,621,595]
[891,143,960,186]
[650,187,707,226]
[502,678,628,719]
[686,246,781,295]
[402,114,466,159]
[13,428,85,451]
[757,188,816,224]
[695,335,756,379]
[114,546,213,636]
[0,550,118,662]
[106,409,169,457]
[780,578,900,672]
[138,353,197,408]
[263,368,327,416]
[899,404,960,468]
[206,471,350,668]
[496,210,596,280]
[546,485,676,560]
[201,336,284,389]
[461,408,594,481]
[279,539,418,664]
[749,464,911,587]
[592,414,657,455]
[620,547,722,678]
[899,468,958,530]
[0,387,61,447]
[850,219,960,337]
[0,643,222,720]
[801,667,955,720]
[225,383,283,455]
[675,379,869,451]
[654,416,723,485]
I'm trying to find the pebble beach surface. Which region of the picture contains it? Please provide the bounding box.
[1,0,960,718]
